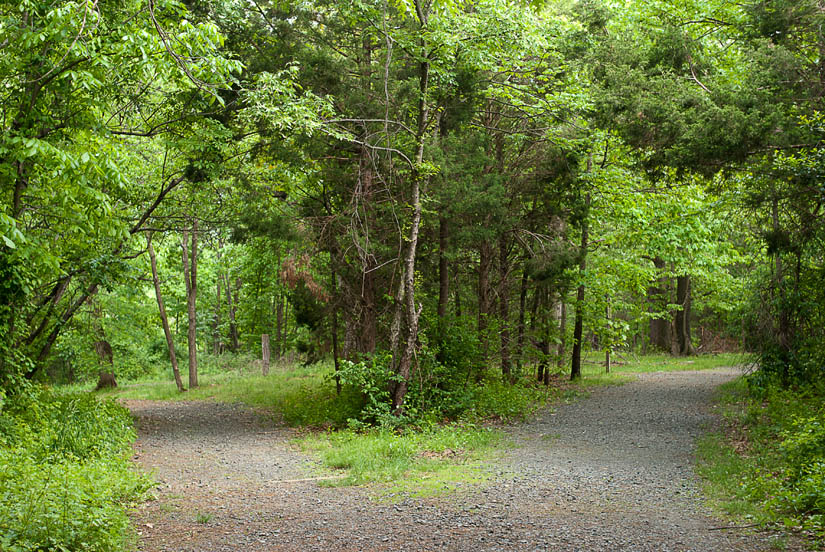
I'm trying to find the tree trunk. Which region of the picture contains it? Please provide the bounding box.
[31,282,98,372]
[542,318,553,386]
[498,237,512,380]
[557,299,567,370]
[182,220,199,389]
[648,256,671,351]
[276,292,284,358]
[147,233,185,392]
[213,241,225,355]
[331,268,342,395]
[516,267,528,370]
[675,274,694,356]
[438,217,450,320]
[93,340,117,390]
[605,299,611,373]
[223,275,240,352]
[213,276,222,354]
[478,240,493,362]
[359,267,377,354]
[391,8,429,412]
[454,267,463,318]
[571,192,591,381]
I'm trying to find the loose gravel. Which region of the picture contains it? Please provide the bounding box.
[128,368,795,551]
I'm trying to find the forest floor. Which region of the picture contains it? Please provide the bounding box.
[127,368,800,552]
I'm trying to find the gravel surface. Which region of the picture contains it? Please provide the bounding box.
[128,368,794,551]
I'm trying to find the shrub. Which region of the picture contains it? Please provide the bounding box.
[0,388,151,552]
[334,347,548,429]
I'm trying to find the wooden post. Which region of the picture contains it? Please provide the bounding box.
[262,334,270,376]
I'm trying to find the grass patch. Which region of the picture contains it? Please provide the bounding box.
[85,362,363,427]
[571,352,743,386]
[604,352,743,373]
[298,424,503,496]
[697,377,825,547]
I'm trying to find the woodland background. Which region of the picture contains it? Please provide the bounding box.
[2,0,825,550]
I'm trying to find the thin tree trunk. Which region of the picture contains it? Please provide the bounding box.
[331,267,341,395]
[181,220,199,389]
[147,233,185,392]
[223,275,240,352]
[213,276,222,354]
[31,282,98,372]
[359,268,377,354]
[605,298,611,373]
[498,237,512,380]
[516,266,529,370]
[478,240,492,362]
[276,292,284,358]
[557,299,567,370]
[542,315,552,386]
[454,266,463,318]
[571,192,591,381]
[391,7,429,411]
[438,217,450,320]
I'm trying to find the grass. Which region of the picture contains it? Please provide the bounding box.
[581,351,743,375]
[571,351,744,387]
[72,361,362,427]
[298,424,503,499]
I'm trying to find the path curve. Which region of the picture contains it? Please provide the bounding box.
[129,368,787,551]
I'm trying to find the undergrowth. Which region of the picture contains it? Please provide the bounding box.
[697,377,825,547]
[0,386,151,552]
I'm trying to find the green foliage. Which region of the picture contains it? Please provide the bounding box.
[335,354,398,428]
[465,376,549,422]
[336,342,550,429]
[0,388,150,552]
[299,423,501,487]
[698,379,825,543]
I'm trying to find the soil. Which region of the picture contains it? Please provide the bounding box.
[127,368,797,551]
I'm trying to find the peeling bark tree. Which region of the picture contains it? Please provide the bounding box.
[390,0,430,412]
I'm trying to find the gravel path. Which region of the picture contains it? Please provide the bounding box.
[128,368,790,551]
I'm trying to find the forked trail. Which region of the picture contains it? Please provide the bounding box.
[129,368,791,551]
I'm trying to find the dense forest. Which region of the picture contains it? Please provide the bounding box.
[2,0,825,550]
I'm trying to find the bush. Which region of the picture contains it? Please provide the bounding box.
[467,375,549,422]
[773,411,825,523]
[335,346,548,429]
[0,388,151,552]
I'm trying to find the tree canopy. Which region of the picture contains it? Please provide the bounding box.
[1,0,822,408]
